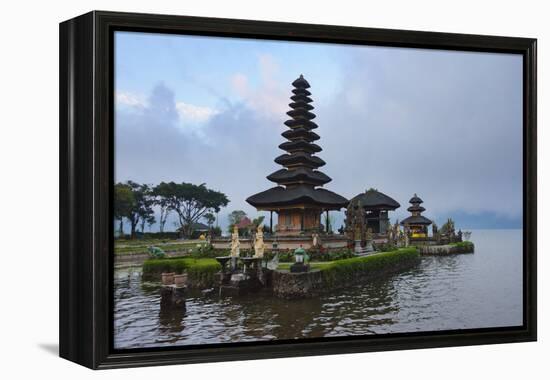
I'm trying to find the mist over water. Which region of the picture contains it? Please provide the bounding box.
[114,229,522,349]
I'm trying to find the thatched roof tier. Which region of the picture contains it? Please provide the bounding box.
[401,215,432,226]
[284,119,318,129]
[279,140,322,153]
[292,74,311,88]
[289,101,314,110]
[274,152,326,168]
[246,186,348,209]
[292,88,311,96]
[281,128,320,142]
[349,189,401,211]
[267,168,331,186]
[409,194,423,204]
[286,108,316,120]
[407,205,426,213]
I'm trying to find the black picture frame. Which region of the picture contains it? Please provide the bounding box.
[59,10,537,369]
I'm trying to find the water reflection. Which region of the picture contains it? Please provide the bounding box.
[114,230,523,349]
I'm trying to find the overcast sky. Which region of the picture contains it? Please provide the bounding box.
[114,31,523,232]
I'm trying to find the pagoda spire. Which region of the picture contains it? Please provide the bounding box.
[268,76,331,186]
[246,75,348,215]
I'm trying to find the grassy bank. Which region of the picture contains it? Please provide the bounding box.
[320,248,419,285]
[450,241,475,250]
[272,248,420,298]
[142,257,221,287]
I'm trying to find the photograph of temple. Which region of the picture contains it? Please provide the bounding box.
[111,30,524,349]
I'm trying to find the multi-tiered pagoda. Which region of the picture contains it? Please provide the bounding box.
[401,194,432,238]
[246,75,348,236]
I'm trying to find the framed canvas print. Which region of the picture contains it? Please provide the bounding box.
[59,11,537,369]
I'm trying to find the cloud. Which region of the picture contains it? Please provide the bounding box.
[230,54,288,121]
[317,48,523,223]
[175,101,219,123]
[115,81,282,229]
[116,91,147,108]
[116,88,219,141]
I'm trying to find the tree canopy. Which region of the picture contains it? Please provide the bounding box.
[114,180,229,239]
[114,183,135,235]
[164,182,229,238]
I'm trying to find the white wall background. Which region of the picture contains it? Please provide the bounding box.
[0,0,547,378]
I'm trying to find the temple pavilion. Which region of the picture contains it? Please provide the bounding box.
[401,194,432,238]
[345,189,400,240]
[246,75,348,236]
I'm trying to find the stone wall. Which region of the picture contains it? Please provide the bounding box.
[418,243,474,255]
[211,235,348,251]
[272,249,420,299]
[272,270,325,298]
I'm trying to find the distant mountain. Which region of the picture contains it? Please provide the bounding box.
[432,210,522,230]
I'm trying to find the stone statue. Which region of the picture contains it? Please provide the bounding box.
[354,224,362,241]
[312,232,319,248]
[365,227,373,241]
[364,228,374,252]
[253,224,265,258]
[230,225,240,257]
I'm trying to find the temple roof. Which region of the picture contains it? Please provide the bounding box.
[407,205,426,213]
[267,168,331,186]
[292,88,311,96]
[274,152,326,168]
[401,215,432,226]
[281,128,320,142]
[284,119,318,129]
[279,140,322,153]
[286,108,316,120]
[292,74,310,88]
[246,185,348,209]
[289,101,314,110]
[349,189,400,210]
[409,194,423,204]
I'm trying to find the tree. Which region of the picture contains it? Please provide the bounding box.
[251,215,265,227]
[114,183,135,237]
[165,182,229,238]
[227,210,247,232]
[124,181,156,238]
[140,213,156,233]
[152,182,176,233]
[203,212,216,229]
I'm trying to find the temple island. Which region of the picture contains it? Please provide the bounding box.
[143,75,474,300]
[209,75,468,252]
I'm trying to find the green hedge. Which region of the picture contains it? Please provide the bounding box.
[450,241,474,249]
[320,248,420,286]
[142,257,221,287]
[449,241,475,253]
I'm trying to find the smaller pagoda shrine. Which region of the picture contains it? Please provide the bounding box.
[345,189,400,244]
[246,75,348,237]
[401,194,432,238]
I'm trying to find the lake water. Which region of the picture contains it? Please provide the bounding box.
[113,229,523,349]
